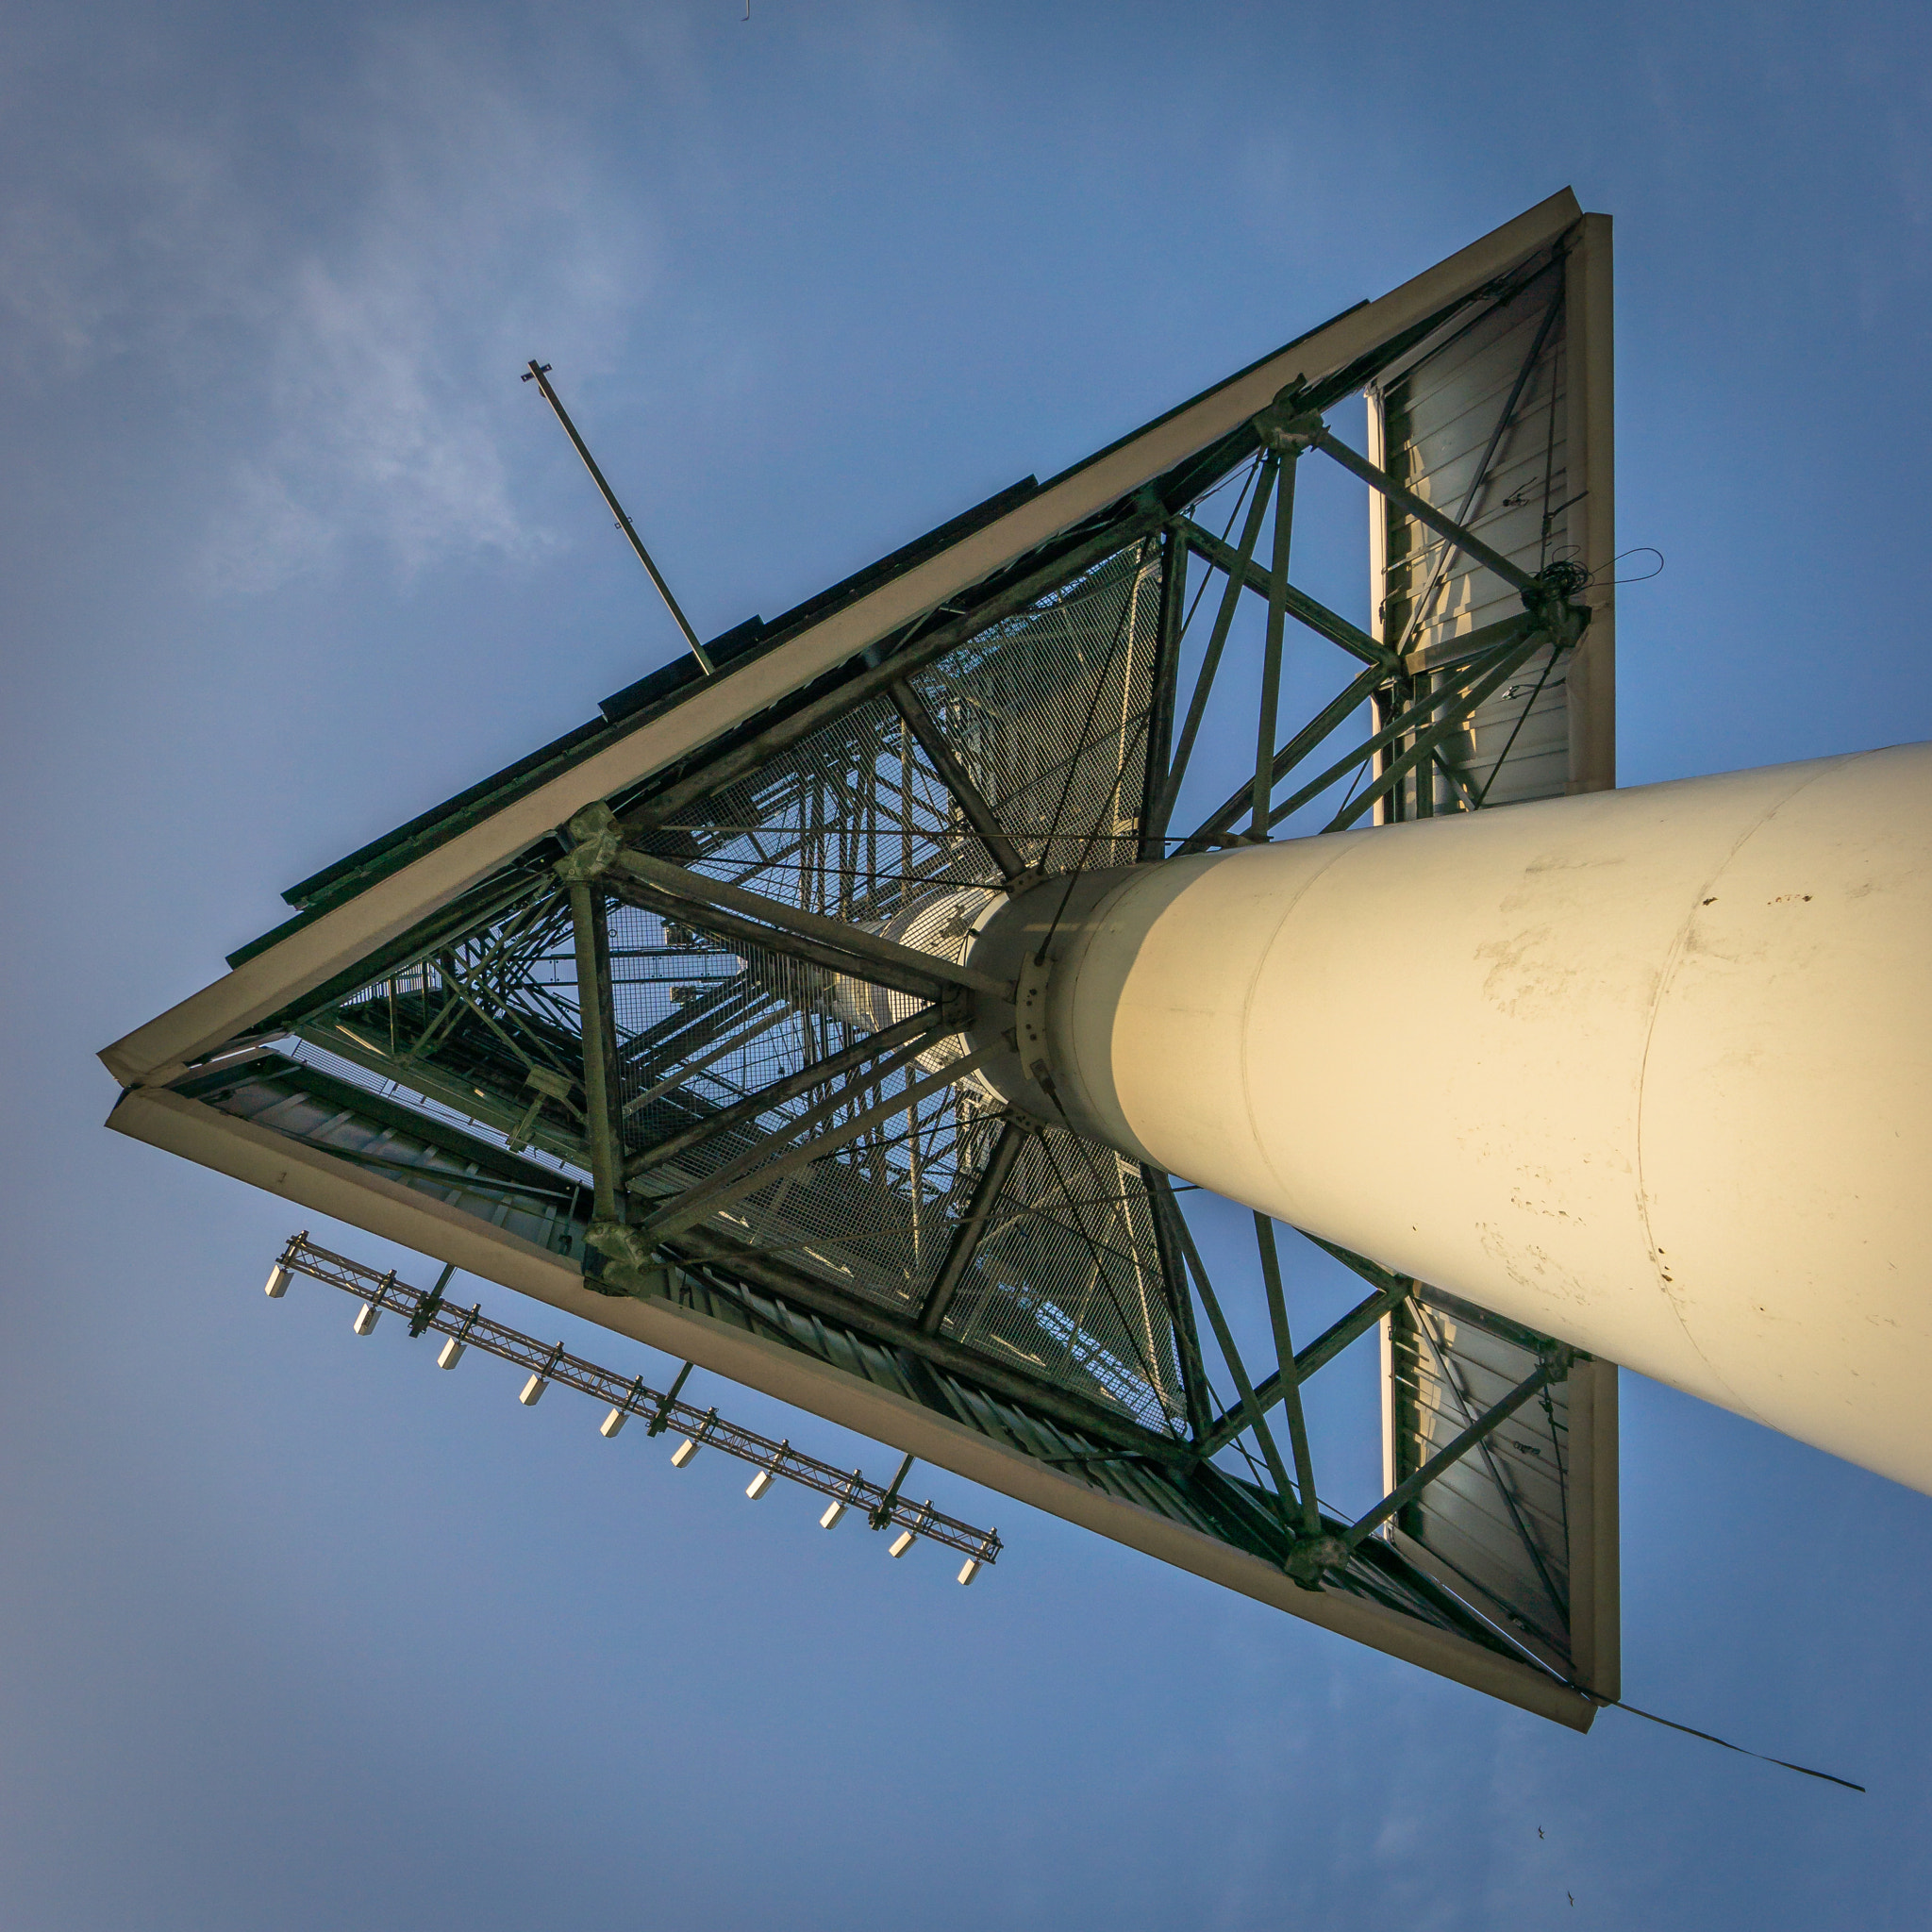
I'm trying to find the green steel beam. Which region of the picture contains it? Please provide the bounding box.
[607,843,1011,1004]
[634,1045,992,1246]
[565,880,626,1226]
[1177,518,1397,674]
[1143,1168,1214,1442]
[620,507,1171,841]
[1255,1214,1322,1537]
[1149,1183,1301,1541]
[886,677,1029,881]
[1307,418,1541,597]
[1181,658,1387,851]
[664,1224,1193,1463]
[1409,1298,1570,1622]
[1325,617,1577,832]
[1135,525,1189,861]
[1344,1353,1570,1551]
[1250,456,1298,839]
[625,1004,953,1180]
[916,1116,1030,1333]
[1241,621,1541,835]
[1141,460,1275,848]
[1194,1272,1413,1458]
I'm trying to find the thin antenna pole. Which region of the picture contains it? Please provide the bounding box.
[522,359,715,675]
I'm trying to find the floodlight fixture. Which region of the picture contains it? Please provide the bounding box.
[821,1470,863,1529]
[671,1407,718,1469]
[601,1374,645,1437]
[519,1341,565,1405]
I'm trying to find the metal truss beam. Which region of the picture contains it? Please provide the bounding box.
[1250,454,1299,839]
[1135,526,1188,861]
[567,882,627,1226]
[1182,659,1388,850]
[633,1044,991,1245]
[1142,1169,1214,1441]
[663,1223,1194,1465]
[1325,616,1576,832]
[1141,460,1275,848]
[916,1116,1029,1333]
[620,507,1170,842]
[1255,1214,1321,1536]
[1147,1181,1304,1541]
[886,677,1029,881]
[606,844,1010,1005]
[1391,279,1566,658]
[628,1023,951,1223]
[1307,421,1541,597]
[1344,1350,1571,1552]
[1177,518,1397,674]
[1195,1271,1413,1458]
[626,1005,952,1181]
[1410,1298,1569,1622]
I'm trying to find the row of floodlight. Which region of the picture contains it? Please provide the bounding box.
[263,1248,994,1583]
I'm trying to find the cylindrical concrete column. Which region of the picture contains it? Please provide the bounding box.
[967,744,1932,1492]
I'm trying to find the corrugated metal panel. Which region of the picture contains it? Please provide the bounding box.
[1366,222,1613,815]
[1368,216,1619,1695]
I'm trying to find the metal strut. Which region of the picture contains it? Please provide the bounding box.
[523,358,715,675]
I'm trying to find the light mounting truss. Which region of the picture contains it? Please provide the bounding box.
[104,190,1617,1728]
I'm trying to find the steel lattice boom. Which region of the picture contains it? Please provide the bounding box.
[270,1232,1002,1573]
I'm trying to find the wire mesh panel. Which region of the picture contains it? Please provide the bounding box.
[942,1129,1184,1430]
[905,542,1164,874]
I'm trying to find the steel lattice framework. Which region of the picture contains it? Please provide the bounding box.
[105,190,1620,1728]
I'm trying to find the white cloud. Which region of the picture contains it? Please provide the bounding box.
[1,14,675,592]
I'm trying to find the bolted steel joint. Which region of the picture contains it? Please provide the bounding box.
[1285,1532,1349,1592]
[585,1221,676,1299]
[1251,384,1325,456]
[554,800,625,884]
[1520,561,1591,643]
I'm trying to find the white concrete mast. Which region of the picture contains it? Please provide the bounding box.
[967,743,1932,1492]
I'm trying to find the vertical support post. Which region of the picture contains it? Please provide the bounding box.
[568,880,627,1226]
[1255,1214,1321,1535]
[1412,668,1435,817]
[1137,525,1188,861]
[1250,452,1298,840]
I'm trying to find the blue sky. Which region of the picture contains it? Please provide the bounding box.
[4,2,1930,1926]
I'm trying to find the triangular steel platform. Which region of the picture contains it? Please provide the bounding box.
[104,188,1617,1728]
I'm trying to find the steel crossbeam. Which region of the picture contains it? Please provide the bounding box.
[608,846,1010,1005]
[1343,1352,1571,1551]
[1176,517,1398,673]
